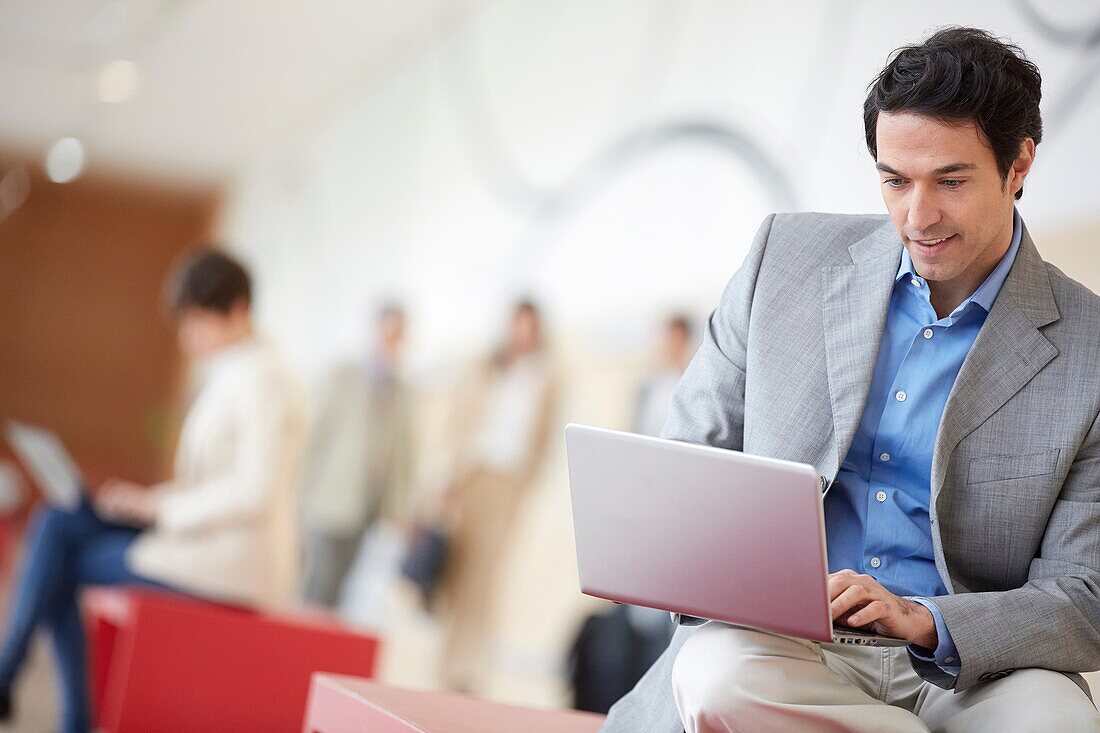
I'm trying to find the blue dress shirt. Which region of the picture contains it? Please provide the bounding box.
[823,209,1023,673]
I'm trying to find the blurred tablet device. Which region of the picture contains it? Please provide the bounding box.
[5,421,84,509]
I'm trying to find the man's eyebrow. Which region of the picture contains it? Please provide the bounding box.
[932,162,977,175]
[875,162,978,176]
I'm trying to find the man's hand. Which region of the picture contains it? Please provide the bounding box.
[96,480,159,527]
[828,569,937,649]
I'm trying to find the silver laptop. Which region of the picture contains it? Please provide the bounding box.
[5,421,84,510]
[565,424,906,647]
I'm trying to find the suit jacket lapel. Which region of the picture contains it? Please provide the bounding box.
[821,221,903,479]
[931,227,1060,499]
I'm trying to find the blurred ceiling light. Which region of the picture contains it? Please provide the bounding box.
[0,166,31,220]
[97,59,142,104]
[45,138,87,183]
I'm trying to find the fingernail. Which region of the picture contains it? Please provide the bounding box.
[850,616,859,624]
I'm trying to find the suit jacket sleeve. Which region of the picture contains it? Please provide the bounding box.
[921,406,1100,691]
[658,214,774,449]
[602,214,775,733]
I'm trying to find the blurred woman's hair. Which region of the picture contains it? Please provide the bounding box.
[493,298,543,367]
[165,247,252,315]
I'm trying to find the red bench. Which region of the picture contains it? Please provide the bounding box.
[84,588,380,733]
[302,673,606,733]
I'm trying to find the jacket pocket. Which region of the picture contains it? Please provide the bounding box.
[967,448,1061,485]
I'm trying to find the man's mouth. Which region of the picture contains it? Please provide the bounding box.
[910,234,956,253]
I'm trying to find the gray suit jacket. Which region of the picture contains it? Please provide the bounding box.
[602,212,1100,732]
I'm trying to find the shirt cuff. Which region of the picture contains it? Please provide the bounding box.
[908,597,960,675]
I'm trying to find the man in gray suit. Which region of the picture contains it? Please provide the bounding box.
[602,27,1100,733]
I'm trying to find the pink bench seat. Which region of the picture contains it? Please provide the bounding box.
[302,673,605,733]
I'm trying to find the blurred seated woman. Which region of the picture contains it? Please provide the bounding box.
[0,249,305,733]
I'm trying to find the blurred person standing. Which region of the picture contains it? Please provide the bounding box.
[0,248,305,733]
[301,304,414,608]
[568,314,691,713]
[633,314,695,438]
[438,300,558,692]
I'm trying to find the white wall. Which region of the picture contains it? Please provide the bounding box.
[221,0,1100,379]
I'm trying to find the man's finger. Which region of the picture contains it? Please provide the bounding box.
[848,600,889,628]
[830,583,876,620]
[827,571,860,600]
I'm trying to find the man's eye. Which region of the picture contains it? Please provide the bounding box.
[884,179,904,187]
[941,179,962,188]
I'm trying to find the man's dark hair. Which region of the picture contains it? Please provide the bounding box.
[166,247,252,315]
[864,27,1043,200]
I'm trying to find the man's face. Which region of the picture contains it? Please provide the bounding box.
[378,314,405,356]
[875,112,1029,291]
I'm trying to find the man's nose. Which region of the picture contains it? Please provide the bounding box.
[907,187,942,233]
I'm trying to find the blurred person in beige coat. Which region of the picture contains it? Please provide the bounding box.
[0,248,305,732]
[126,249,307,608]
[301,304,414,608]
[438,300,558,692]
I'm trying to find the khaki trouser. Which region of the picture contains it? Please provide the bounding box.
[673,623,1100,733]
[439,468,529,691]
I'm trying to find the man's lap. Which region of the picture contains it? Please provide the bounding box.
[916,667,1100,733]
[673,623,1100,733]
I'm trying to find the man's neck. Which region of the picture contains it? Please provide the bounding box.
[929,282,978,319]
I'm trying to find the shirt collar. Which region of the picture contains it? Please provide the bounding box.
[895,207,1023,314]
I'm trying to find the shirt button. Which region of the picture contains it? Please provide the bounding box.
[879,452,891,462]
[911,278,921,287]
[923,328,934,339]
[876,490,887,502]
[869,557,882,569]
[895,390,907,402]
[945,656,956,665]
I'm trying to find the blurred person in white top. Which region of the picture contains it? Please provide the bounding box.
[0,248,305,733]
[437,300,558,692]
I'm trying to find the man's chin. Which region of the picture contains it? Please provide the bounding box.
[913,264,956,283]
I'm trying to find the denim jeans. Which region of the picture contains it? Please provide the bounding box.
[0,500,173,733]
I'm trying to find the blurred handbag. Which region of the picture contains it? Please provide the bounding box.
[400,524,449,609]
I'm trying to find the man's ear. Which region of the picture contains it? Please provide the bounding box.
[1009,137,1036,197]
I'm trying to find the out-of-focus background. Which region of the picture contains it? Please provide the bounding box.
[1,1,1099,729]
